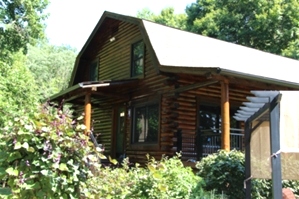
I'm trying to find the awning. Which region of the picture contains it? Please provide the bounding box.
[49,79,138,103]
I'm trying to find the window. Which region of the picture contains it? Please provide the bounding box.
[199,105,239,133]
[90,60,98,81]
[132,103,159,144]
[131,40,144,77]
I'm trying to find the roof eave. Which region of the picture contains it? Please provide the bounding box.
[159,65,299,89]
[159,65,220,75]
[219,68,299,89]
[48,84,81,102]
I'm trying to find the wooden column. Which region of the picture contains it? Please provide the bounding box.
[221,80,230,151]
[84,92,91,135]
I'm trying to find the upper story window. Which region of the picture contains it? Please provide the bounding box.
[131,40,144,77]
[132,102,159,144]
[90,60,98,81]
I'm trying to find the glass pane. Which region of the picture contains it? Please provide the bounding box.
[199,110,219,132]
[146,104,159,142]
[132,41,144,77]
[134,107,146,143]
[90,62,98,81]
[133,58,143,76]
[133,41,144,59]
[132,104,159,144]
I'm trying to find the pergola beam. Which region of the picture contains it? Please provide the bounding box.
[269,95,282,199]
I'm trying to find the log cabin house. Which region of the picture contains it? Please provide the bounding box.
[50,11,299,164]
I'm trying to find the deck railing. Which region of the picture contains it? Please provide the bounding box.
[200,128,244,158]
[178,128,244,161]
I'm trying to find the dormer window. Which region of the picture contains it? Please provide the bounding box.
[90,60,98,81]
[131,40,144,77]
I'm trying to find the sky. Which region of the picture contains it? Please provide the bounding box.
[45,0,194,51]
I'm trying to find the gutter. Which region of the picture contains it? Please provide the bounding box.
[48,84,81,102]
[218,68,299,90]
[159,65,299,89]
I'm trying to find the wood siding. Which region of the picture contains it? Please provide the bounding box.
[98,22,141,80]
[70,18,296,165]
[81,20,174,163]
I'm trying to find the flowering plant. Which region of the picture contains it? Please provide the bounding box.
[0,104,101,198]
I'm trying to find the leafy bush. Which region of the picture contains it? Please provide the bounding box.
[0,105,102,198]
[196,150,245,199]
[196,150,299,199]
[0,103,216,199]
[85,154,211,199]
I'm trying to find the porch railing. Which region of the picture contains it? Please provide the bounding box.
[178,128,244,161]
[199,128,244,158]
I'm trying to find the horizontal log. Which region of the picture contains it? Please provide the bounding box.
[160,141,174,147]
[160,127,177,133]
[161,131,175,137]
[169,122,178,128]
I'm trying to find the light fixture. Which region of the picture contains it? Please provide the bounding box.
[109,37,116,42]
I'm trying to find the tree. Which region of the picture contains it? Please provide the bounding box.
[0,51,38,126]
[185,0,299,59]
[137,7,187,30]
[0,0,49,62]
[26,43,77,99]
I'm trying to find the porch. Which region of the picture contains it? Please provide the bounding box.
[177,128,244,161]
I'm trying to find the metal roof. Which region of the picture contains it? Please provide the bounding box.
[68,11,299,89]
[141,19,299,87]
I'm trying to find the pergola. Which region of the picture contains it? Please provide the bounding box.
[234,91,299,199]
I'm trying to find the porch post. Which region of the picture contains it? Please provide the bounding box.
[221,80,230,151]
[84,92,92,135]
[245,121,252,199]
[269,98,282,199]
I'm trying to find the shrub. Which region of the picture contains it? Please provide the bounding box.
[0,104,102,198]
[196,150,299,199]
[196,149,245,199]
[0,103,216,199]
[86,154,208,199]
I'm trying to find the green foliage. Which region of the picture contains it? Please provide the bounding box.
[86,154,207,199]
[26,43,77,99]
[197,150,299,199]
[0,104,102,198]
[138,1,299,59]
[196,150,245,199]
[0,0,49,63]
[0,51,38,127]
[185,0,299,59]
[137,7,187,30]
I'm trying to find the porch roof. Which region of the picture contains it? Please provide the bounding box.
[49,79,137,103]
